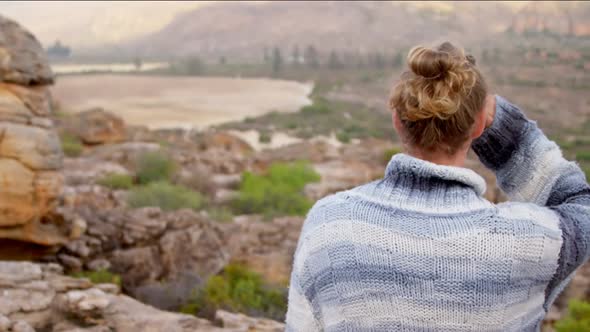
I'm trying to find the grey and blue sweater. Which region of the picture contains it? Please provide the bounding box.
[285,96,590,331]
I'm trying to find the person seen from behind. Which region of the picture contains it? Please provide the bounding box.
[285,41,590,331]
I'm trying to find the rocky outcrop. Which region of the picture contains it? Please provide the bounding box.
[0,15,70,246]
[224,216,303,285]
[0,261,285,332]
[62,108,127,145]
[215,310,284,331]
[58,208,229,311]
[0,17,53,85]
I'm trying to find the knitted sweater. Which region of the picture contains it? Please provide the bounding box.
[285,95,590,331]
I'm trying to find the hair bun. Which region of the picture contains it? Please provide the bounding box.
[407,46,454,80]
[395,42,479,122]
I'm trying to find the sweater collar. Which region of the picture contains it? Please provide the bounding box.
[385,153,487,196]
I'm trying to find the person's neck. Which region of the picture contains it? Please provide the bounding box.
[406,147,469,168]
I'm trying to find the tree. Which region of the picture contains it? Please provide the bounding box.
[328,50,342,70]
[372,52,385,69]
[292,45,300,65]
[263,47,270,64]
[482,49,490,63]
[219,55,227,65]
[392,51,404,68]
[46,40,71,58]
[133,57,143,71]
[304,45,319,68]
[183,56,205,75]
[272,47,282,75]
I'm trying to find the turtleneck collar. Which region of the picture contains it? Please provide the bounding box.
[385,153,487,196]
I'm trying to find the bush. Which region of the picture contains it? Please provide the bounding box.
[555,299,590,332]
[136,151,176,184]
[179,264,287,320]
[232,161,320,218]
[128,182,204,211]
[259,131,272,143]
[60,132,83,157]
[382,147,402,164]
[300,98,332,115]
[577,151,590,162]
[336,131,351,143]
[97,173,134,190]
[207,206,234,223]
[71,269,121,286]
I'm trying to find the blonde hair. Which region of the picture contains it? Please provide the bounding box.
[389,41,487,154]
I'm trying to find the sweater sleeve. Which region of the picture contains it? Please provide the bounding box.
[285,267,321,331]
[472,95,590,306]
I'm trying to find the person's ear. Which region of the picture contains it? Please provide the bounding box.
[471,108,487,139]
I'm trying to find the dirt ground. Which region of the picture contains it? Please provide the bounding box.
[51,74,313,129]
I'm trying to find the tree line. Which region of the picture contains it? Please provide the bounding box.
[263,45,406,74]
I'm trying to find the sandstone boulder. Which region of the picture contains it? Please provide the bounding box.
[198,131,254,155]
[215,310,285,331]
[0,17,53,85]
[65,108,127,145]
[225,215,303,285]
[58,208,230,310]
[0,261,230,332]
[0,15,70,247]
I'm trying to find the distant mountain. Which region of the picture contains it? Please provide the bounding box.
[125,1,517,60]
[0,1,208,50]
[3,1,589,59]
[509,1,590,36]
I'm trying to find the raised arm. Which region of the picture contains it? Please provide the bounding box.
[472,95,589,207]
[472,95,590,306]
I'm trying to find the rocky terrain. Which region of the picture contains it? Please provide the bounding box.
[0,261,284,332]
[0,15,81,253]
[0,12,589,332]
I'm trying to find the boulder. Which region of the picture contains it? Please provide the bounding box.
[0,15,71,248]
[0,261,231,332]
[215,310,285,331]
[0,17,54,85]
[225,215,303,285]
[65,108,127,145]
[58,208,230,310]
[197,131,254,155]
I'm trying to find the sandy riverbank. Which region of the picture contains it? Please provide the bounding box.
[51,74,313,129]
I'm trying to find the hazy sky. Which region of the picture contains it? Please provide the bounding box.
[1,1,528,49]
[1,1,214,48]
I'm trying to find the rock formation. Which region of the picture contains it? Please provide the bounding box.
[0,261,284,332]
[58,207,229,311]
[60,108,127,145]
[0,15,74,247]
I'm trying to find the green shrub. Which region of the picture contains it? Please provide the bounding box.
[179,264,287,320]
[207,206,234,223]
[136,151,176,184]
[577,151,590,162]
[300,99,332,115]
[383,147,402,164]
[71,269,121,286]
[259,131,272,143]
[128,182,204,211]
[232,161,320,218]
[336,131,351,143]
[555,300,590,332]
[60,132,83,157]
[97,173,134,190]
